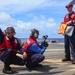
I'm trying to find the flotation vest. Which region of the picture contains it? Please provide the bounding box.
[0,35,6,53]
[5,36,18,50]
[64,11,75,22]
[24,37,38,52]
[0,35,18,55]
[5,36,18,55]
[64,11,75,31]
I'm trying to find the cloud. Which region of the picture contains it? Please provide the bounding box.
[0,0,71,38]
[0,0,71,14]
[0,12,57,37]
[39,0,68,8]
[0,12,15,24]
[0,0,47,14]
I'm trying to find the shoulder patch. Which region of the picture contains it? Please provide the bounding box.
[65,14,68,18]
[15,39,18,44]
[71,14,74,18]
[27,39,30,44]
[6,36,9,40]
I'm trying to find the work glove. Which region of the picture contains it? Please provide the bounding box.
[43,42,49,47]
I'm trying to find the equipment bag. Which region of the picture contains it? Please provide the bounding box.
[65,24,74,36]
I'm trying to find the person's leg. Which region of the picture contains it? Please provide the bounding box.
[0,49,12,62]
[26,54,45,70]
[69,31,75,64]
[62,35,71,61]
[0,49,13,74]
[31,54,45,64]
[10,55,25,66]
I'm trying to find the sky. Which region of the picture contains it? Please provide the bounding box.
[0,0,74,38]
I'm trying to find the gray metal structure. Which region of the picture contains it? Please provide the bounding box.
[71,0,75,4]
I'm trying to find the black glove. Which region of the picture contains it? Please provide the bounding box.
[43,42,49,47]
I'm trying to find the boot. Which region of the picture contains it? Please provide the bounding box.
[26,64,37,70]
[62,58,71,62]
[35,64,43,67]
[3,64,13,74]
[72,60,75,64]
[2,67,14,74]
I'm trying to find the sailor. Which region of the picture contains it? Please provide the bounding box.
[0,27,27,74]
[24,28,48,70]
[62,3,75,64]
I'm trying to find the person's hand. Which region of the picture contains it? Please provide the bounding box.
[23,52,27,59]
[66,20,75,26]
[44,42,49,47]
[66,20,73,25]
[73,20,75,25]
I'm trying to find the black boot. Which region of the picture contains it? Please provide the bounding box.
[35,64,43,67]
[3,65,13,74]
[3,67,14,74]
[72,60,75,64]
[26,64,37,70]
[62,58,71,62]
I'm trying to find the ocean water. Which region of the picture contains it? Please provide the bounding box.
[19,38,64,43]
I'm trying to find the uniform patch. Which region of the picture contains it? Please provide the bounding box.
[15,39,18,44]
[6,36,9,40]
[71,14,74,18]
[66,15,68,18]
[27,39,30,44]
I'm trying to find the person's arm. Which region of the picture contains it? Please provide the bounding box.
[17,39,25,54]
[0,29,4,44]
[64,14,75,25]
[28,43,46,54]
[17,39,27,59]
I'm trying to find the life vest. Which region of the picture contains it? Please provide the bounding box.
[0,35,6,53]
[64,11,75,22]
[24,37,38,52]
[0,37,6,49]
[0,35,18,55]
[64,11,75,31]
[5,36,18,55]
[0,38,6,53]
[5,36,18,50]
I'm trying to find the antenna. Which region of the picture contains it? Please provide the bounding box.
[71,0,75,5]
